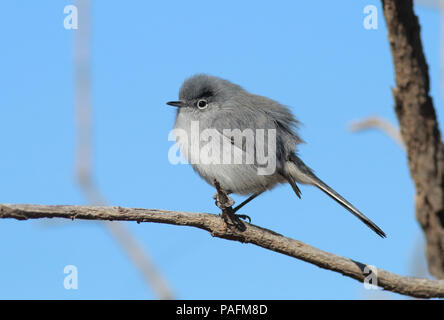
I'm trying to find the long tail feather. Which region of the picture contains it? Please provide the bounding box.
[311,177,386,238]
[286,155,386,238]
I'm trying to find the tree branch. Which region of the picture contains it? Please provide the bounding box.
[72,0,173,299]
[1,203,443,299]
[349,116,404,149]
[382,0,444,278]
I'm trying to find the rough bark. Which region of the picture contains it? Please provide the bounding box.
[382,0,444,278]
[1,203,443,299]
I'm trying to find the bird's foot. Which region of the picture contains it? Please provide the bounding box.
[220,208,247,231]
[233,214,251,224]
[213,179,248,231]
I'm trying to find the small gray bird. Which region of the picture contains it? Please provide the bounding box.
[167,74,386,237]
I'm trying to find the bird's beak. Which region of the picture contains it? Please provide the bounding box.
[166,100,185,108]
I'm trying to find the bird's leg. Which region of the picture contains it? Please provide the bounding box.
[212,180,235,212]
[232,191,265,216]
[212,191,235,209]
[213,179,247,230]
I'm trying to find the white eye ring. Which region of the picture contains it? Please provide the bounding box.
[197,99,208,110]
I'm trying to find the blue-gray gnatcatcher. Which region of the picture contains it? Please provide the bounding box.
[167,74,386,237]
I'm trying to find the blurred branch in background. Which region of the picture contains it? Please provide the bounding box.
[74,0,173,299]
[349,116,404,149]
[415,0,441,9]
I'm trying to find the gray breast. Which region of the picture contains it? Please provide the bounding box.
[173,111,283,195]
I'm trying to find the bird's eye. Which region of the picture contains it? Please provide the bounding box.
[197,99,208,110]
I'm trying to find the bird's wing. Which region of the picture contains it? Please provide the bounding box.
[211,103,297,174]
[210,114,260,167]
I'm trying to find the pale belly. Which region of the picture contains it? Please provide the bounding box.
[173,114,283,195]
[191,162,282,195]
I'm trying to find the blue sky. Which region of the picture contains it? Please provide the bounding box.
[0,1,441,299]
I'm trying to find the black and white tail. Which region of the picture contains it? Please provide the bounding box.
[285,155,386,238]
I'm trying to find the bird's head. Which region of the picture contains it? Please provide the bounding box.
[166,74,243,113]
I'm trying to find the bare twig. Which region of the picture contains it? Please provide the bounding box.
[349,116,404,149]
[76,179,174,300]
[1,202,443,299]
[73,0,173,299]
